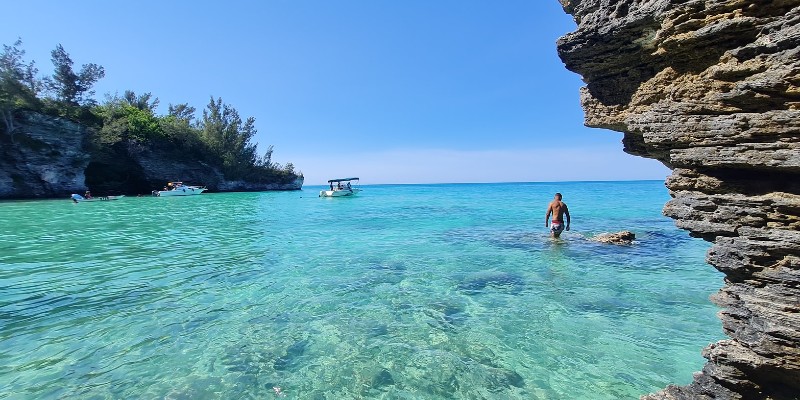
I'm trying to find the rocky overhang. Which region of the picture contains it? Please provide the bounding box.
[557,0,800,399]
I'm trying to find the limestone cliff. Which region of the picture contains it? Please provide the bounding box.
[0,111,90,198]
[0,111,302,199]
[557,0,799,399]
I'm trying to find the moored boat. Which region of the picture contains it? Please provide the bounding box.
[319,177,361,197]
[71,194,125,203]
[153,182,207,197]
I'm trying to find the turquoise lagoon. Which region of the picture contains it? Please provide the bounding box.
[0,181,723,399]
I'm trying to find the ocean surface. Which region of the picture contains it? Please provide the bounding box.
[0,181,723,399]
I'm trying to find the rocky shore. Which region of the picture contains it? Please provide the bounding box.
[0,111,302,199]
[557,0,799,399]
[591,231,636,245]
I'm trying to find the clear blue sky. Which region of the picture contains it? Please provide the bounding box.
[2,1,670,185]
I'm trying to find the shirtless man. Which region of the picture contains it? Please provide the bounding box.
[545,192,570,238]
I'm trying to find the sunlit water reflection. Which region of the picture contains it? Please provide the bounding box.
[0,182,723,399]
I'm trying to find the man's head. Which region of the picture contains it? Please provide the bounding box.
[554,193,562,200]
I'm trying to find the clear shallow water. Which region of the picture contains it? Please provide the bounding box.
[0,181,723,399]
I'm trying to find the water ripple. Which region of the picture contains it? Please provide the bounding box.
[0,184,723,399]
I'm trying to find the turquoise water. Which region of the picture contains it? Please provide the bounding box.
[0,181,723,399]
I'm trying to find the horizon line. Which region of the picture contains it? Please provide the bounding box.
[303,178,666,186]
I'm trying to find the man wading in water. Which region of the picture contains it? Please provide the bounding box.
[545,192,570,238]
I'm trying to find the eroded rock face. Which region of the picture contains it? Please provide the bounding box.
[0,111,303,198]
[592,230,636,244]
[557,0,800,399]
[0,111,90,198]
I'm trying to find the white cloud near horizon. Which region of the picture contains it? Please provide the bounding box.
[281,147,671,185]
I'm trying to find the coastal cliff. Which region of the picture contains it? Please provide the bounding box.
[0,111,302,199]
[557,1,799,399]
[0,112,90,198]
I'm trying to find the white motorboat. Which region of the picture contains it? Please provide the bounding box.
[71,193,125,203]
[154,182,207,197]
[319,178,361,197]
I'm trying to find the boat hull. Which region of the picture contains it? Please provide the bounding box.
[319,188,361,197]
[156,187,207,196]
[71,195,125,202]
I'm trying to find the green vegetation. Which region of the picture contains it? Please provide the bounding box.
[0,39,299,183]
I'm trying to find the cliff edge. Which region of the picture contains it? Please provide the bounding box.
[557,0,799,399]
[0,111,302,199]
[0,112,90,198]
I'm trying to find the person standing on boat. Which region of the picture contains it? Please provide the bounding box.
[545,192,570,238]
[84,190,93,199]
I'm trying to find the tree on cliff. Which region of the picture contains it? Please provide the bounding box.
[0,79,21,137]
[97,93,163,144]
[160,103,202,150]
[1,39,43,96]
[1,39,301,187]
[0,39,41,138]
[200,97,260,179]
[123,90,159,112]
[168,103,196,124]
[47,44,105,107]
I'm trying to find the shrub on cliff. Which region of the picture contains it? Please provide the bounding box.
[199,96,263,180]
[96,95,164,145]
[92,92,297,183]
[47,44,104,108]
[1,39,102,127]
[0,39,43,137]
[2,38,301,186]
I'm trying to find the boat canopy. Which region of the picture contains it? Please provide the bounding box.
[327,177,359,183]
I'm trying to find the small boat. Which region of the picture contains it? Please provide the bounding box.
[153,182,207,197]
[319,177,361,197]
[71,194,125,203]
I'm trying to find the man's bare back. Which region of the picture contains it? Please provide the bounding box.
[545,193,570,237]
[548,201,567,222]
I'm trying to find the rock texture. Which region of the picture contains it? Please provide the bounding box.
[592,230,636,244]
[91,140,304,195]
[0,111,303,198]
[557,0,800,399]
[0,111,90,198]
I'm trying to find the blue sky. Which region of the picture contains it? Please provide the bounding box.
[2,1,670,185]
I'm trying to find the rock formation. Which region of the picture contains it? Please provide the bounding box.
[557,0,799,399]
[0,111,302,199]
[592,230,636,244]
[0,111,90,198]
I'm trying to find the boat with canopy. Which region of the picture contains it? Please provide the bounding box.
[319,178,361,197]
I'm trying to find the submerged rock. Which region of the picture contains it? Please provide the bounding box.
[458,271,525,294]
[425,299,470,331]
[485,367,525,393]
[591,231,635,245]
[273,339,308,371]
[372,368,395,388]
